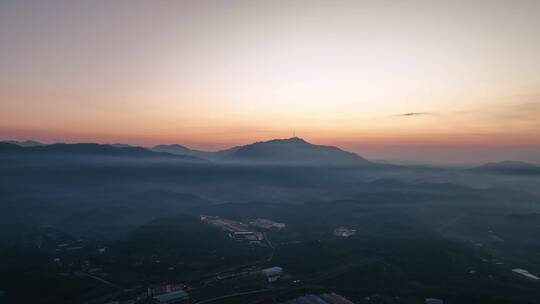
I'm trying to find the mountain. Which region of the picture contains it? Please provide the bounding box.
[110,143,135,148]
[0,142,207,162]
[223,137,371,165]
[152,137,370,165]
[471,161,540,175]
[3,137,370,165]
[152,144,240,160]
[1,140,45,147]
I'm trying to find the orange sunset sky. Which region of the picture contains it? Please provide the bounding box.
[1,1,539,163]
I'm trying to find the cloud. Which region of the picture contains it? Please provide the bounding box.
[395,112,432,117]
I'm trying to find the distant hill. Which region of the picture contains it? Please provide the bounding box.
[223,137,371,165]
[471,161,540,175]
[110,143,135,148]
[1,140,45,147]
[152,144,239,160]
[0,142,208,162]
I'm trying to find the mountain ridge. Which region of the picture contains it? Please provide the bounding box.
[471,160,540,175]
[154,137,371,165]
[2,137,371,166]
[0,142,207,162]
[152,144,240,160]
[1,140,45,147]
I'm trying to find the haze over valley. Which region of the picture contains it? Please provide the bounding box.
[1,137,540,303]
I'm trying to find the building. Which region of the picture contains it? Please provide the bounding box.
[153,290,190,304]
[261,266,283,282]
[202,215,266,244]
[147,283,186,297]
[249,218,286,230]
[333,227,356,238]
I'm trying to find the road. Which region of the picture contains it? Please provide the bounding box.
[264,232,276,262]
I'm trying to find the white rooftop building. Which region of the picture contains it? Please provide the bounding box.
[261,266,283,282]
[512,268,540,280]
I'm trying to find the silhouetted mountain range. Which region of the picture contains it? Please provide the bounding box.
[1,137,371,166]
[0,142,205,162]
[1,140,45,147]
[4,138,539,169]
[152,144,239,160]
[110,143,135,148]
[471,161,540,175]
[154,137,370,165]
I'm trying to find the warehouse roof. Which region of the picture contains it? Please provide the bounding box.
[153,290,189,303]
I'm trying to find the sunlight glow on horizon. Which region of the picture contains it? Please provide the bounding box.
[1,0,539,162]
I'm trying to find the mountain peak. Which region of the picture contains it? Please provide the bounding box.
[284,136,308,143]
[154,143,190,150]
[261,137,309,145]
[224,137,370,165]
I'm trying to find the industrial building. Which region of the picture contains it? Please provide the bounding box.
[333,227,356,238]
[147,283,186,297]
[201,215,265,244]
[249,218,286,230]
[260,266,284,282]
[512,268,540,280]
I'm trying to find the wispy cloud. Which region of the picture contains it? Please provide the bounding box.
[395,112,432,117]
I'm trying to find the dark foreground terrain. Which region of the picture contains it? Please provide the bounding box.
[1,140,540,304]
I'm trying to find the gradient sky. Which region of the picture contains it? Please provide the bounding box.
[1,0,539,163]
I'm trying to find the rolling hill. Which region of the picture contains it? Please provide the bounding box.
[471,161,540,175]
[0,142,207,162]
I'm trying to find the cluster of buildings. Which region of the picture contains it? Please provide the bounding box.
[103,283,191,304]
[200,215,265,244]
[145,283,190,304]
[333,226,356,238]
[283,293,354,304]
[249,218,286,230]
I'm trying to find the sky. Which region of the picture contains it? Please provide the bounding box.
[1,0,539,163]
